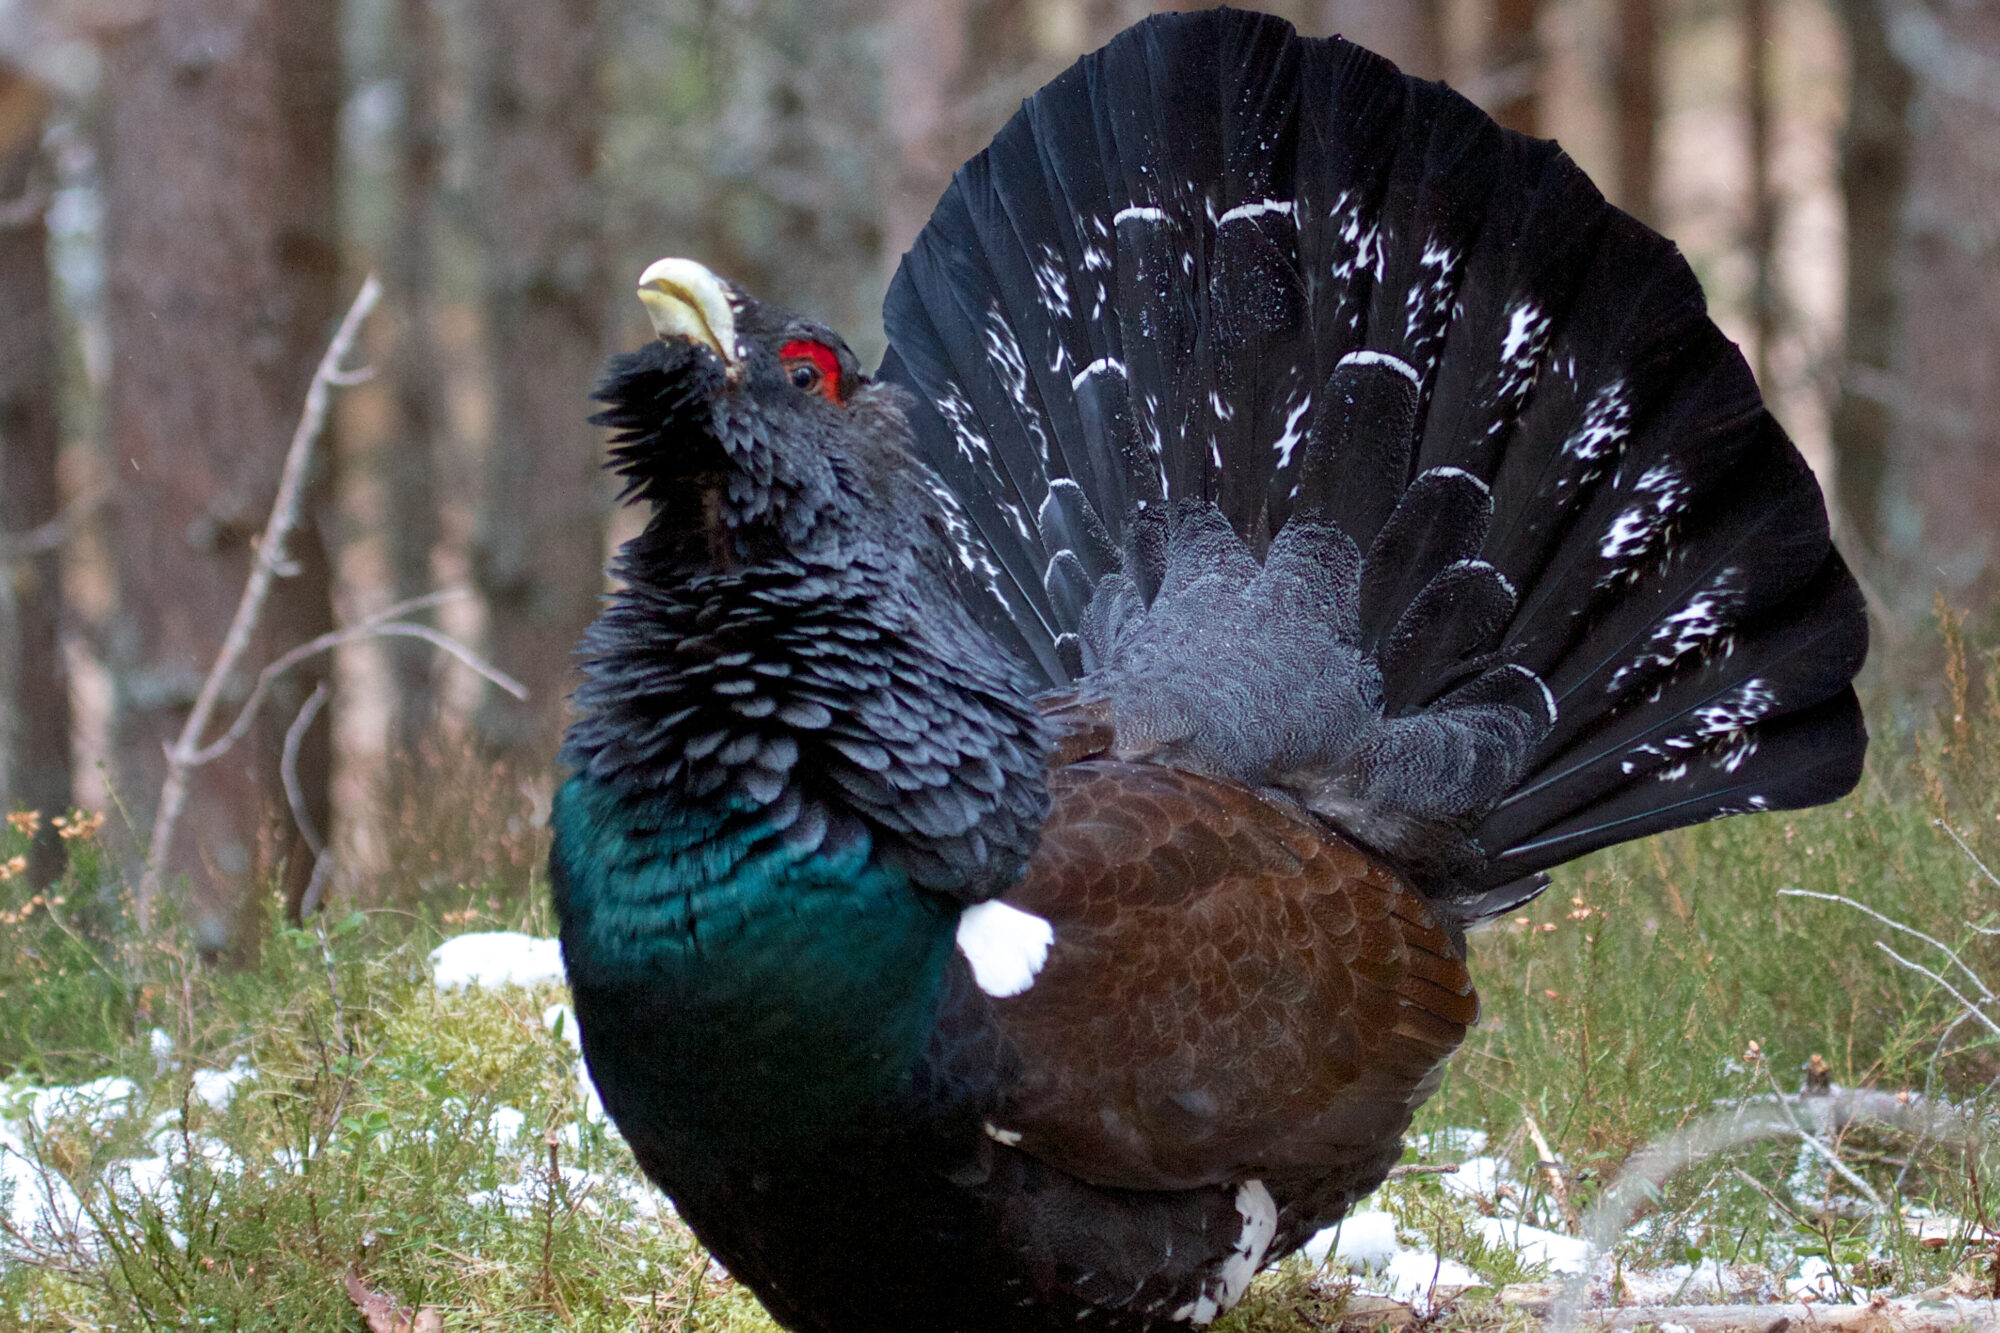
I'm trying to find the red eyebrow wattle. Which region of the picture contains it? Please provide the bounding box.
[780,340,842,386]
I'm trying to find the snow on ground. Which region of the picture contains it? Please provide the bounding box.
[429,931,565,990]
[0,934,1982,1318]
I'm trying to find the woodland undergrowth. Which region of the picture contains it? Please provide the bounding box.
[1,615,1997,1330]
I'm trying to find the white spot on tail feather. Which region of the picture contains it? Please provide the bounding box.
[1422,465,1491,496]
[1033,243,1072,321]
[956,901,1053,998]
[1171,1180,1278,1323]
[1338,349,1421,386]
[1271,392,1313,469]
[1218,198,1295,226]
[983,303,1050,467]
[1598,464,1689,566]
[1072,357,1127,391]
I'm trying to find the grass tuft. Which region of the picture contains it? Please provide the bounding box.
[3,624,1998,1328]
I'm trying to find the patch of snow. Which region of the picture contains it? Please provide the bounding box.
[1440,1155,1506,1201]
[429,932,565,991]
[1372,1250,1482,1304]
[1413,1127,1487,1158]
[487,1107,528,1145]
[1471,1217,1591,1273]
[149,1027,176,1072]
[1303,1209,1403,1270]
[191,1058,255,1111]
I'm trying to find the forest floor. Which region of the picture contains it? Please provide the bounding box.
[3,626,2000,1331]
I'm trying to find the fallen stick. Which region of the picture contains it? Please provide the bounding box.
[1505,1295,2000,1331]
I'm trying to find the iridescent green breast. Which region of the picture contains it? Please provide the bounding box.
[551,775,956,1148]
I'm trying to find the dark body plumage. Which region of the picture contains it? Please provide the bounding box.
[552,11,1868,1331]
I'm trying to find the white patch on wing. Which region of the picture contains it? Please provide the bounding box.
[1172,1180,1278,1323]
[1337,349,1421,386]
[955,901,1054,998]
[1114,204,1169,225]
[982,1121,1023,1146]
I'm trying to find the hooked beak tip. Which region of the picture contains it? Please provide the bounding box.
[637,257,738,366]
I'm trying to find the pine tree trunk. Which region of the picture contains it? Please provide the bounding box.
[102,0,341,950]
[470,0,610,759]
[385,0,446,774]
[1828,0,1910,556]
[0,70,72,890]
[1614,0,1659,226]
[268,0,343,926]
[1884,2,2000,605]
[1316,0,1447,78]
[883,0,971,273]
[1489,0,1543,135]
[1743,0,1779,392]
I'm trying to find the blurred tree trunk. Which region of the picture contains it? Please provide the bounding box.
[1316,0,1447,78]
[385,0,446,775]
[1882,3,2000,605]
[1613,0,1659,225]
[0,69,71,890]
[1742,0,1778,391]
[102,0,341,951]
[883,0,970,273]
[470,0,610,759]
[268,0,343,926]
[1828,0,1910,557]
[1489,0,1543,135]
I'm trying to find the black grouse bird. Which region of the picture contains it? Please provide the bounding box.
[552,10,1868,1331]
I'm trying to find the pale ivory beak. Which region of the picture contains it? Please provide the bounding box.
[637,257,739,368]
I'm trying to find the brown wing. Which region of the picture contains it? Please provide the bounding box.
[987,759,1476,1192]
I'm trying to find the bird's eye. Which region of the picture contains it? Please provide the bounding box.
[778,339,844,405]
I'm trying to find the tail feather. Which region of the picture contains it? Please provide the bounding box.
[878,9,1867,909]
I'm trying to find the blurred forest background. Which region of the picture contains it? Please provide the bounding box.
[0,0,1996,956]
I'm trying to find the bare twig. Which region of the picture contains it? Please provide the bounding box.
[281,682,337,921]
[183,589,522,768]
[1385,1164,1461,1180]
[1757,1059,1887,1212]
[1875,943,2000,1041]
[1547,1090,1971,1333]
[282,683,332,861]
[1524,1112,1581,1232]
[1935,818,2000,894]
[1782,887,1994,999]
[138,274,381,932]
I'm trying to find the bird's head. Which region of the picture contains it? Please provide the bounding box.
[594,257,953,576]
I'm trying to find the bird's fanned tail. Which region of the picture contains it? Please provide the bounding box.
[878,8,1866,915]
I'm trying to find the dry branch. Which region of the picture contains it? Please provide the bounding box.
[137,273,382,932]
[1513,1293,2000,1331]
[0,487,107,563]
[343,1268,442,1333]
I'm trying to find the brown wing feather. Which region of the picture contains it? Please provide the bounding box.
[988,759,1475,1193]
